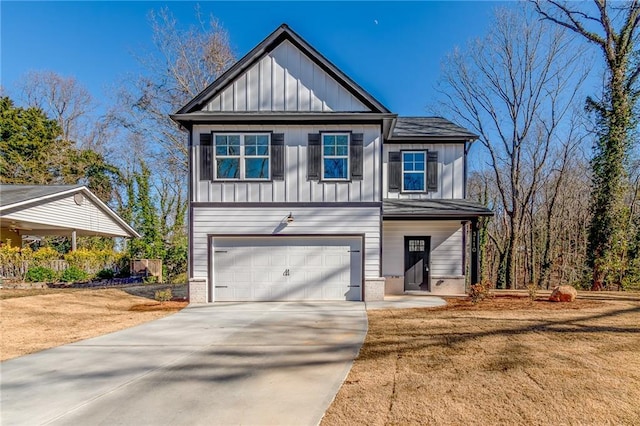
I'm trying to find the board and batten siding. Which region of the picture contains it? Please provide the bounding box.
[382,220,463,277]
[192,124,381,203]
[203,40,369,113]
[2,195,128,236]
[383,143,465,199]
[191,206,381,280]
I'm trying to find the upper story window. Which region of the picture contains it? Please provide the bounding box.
[388,150,438,193]
[402,151,426,192]
[214,134,270,180]
[322,133,350,180]
[307,132,363,182]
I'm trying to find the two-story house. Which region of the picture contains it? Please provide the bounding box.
[172,24,492,303]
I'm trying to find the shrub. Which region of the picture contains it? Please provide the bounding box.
[95,269,115,280]
[0,245,32,280]
[154,288,172,302]
[32,246,61,266]
[469,281,493,304]
[25,266,58,283]
[64,249,119,274]
[60,266,89,283]
[143,275,158,284]
[170,272,188,285]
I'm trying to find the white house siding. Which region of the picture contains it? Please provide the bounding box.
[192,124,381,203]
[203,40,369,113]
[382,143,465,199]
[2,194,128,236]
[382,220,463,277]
[191,205,381,283]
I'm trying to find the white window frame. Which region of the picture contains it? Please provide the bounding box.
[213,133,271,181]
[402,150,426,192]
[321,132,350,181]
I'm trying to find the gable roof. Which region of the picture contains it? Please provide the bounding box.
[1,184,140,238]
[0,185,81,207]
[175,24,390,115]
[388,117,478,141]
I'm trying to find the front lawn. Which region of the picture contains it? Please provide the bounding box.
[1,288,187,361]
[323,294,640,425]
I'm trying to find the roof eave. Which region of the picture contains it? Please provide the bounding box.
[171,112,397,124]
[387,135,479,143]
[383,211,494,219]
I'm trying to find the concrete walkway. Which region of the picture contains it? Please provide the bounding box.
[1,302,367,426]
[366,295,447,310]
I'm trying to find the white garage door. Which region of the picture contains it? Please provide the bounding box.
[213,237,362,301]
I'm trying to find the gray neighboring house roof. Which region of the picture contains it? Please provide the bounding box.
[383,199,493,219]
[0,185,83,207]
[389,117,478,141]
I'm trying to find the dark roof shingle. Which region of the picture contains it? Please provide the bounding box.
[391,117,478,140]
[383,199,493,219]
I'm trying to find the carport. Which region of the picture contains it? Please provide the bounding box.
[0,184,139,248]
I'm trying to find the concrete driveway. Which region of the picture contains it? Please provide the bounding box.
[1,302,367,426]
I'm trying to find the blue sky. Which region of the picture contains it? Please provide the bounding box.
[1,1,502,115]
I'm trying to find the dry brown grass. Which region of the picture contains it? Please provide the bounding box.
[323,295,640,425]
[0,288,187,361]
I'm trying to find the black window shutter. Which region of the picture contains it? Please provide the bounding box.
[271,133,285,181]
[388,151,401,192]
[350,133,364,181]
[427,151,438,192]
[199,133,212,180]
[307,133,321,180]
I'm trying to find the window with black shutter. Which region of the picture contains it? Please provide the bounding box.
[270,133,285,181]
[427,151,438,192]
[307,133,321,180]
[200,133,213,180]
[389,150,439,193]
[388,151,401,192]
[350,133,364,180]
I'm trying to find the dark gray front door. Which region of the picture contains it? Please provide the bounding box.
[404,236,430,291]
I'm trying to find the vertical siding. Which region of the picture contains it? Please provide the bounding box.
[382,220,463,277]
[382,143,465,200]
[3,194,131,237]
[191,206,381,280]
[203,40,369,112]
[192,124,381,203]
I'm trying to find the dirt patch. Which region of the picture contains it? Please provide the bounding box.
[0,288,187,361]
[322,297,640,425]
[439,294,605,311]
[121,283,187,300]
[129,301,187,312]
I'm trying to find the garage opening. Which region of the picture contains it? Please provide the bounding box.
[212,236,362,301]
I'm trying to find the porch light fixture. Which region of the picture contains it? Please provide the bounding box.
[286,212,294,223]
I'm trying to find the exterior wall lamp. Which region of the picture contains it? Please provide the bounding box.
[286,212,294,223]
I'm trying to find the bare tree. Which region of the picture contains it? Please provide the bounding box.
[533,0,640,289]
[113,6,234,173]
[19,71,95,144]
[438,6,588,288]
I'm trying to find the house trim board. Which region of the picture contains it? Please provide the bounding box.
[191,202,382,208]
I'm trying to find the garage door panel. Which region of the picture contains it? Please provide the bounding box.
[213,237,362,301]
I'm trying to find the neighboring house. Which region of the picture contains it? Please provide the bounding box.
[0,185,140,247]
[172,24,492,303]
